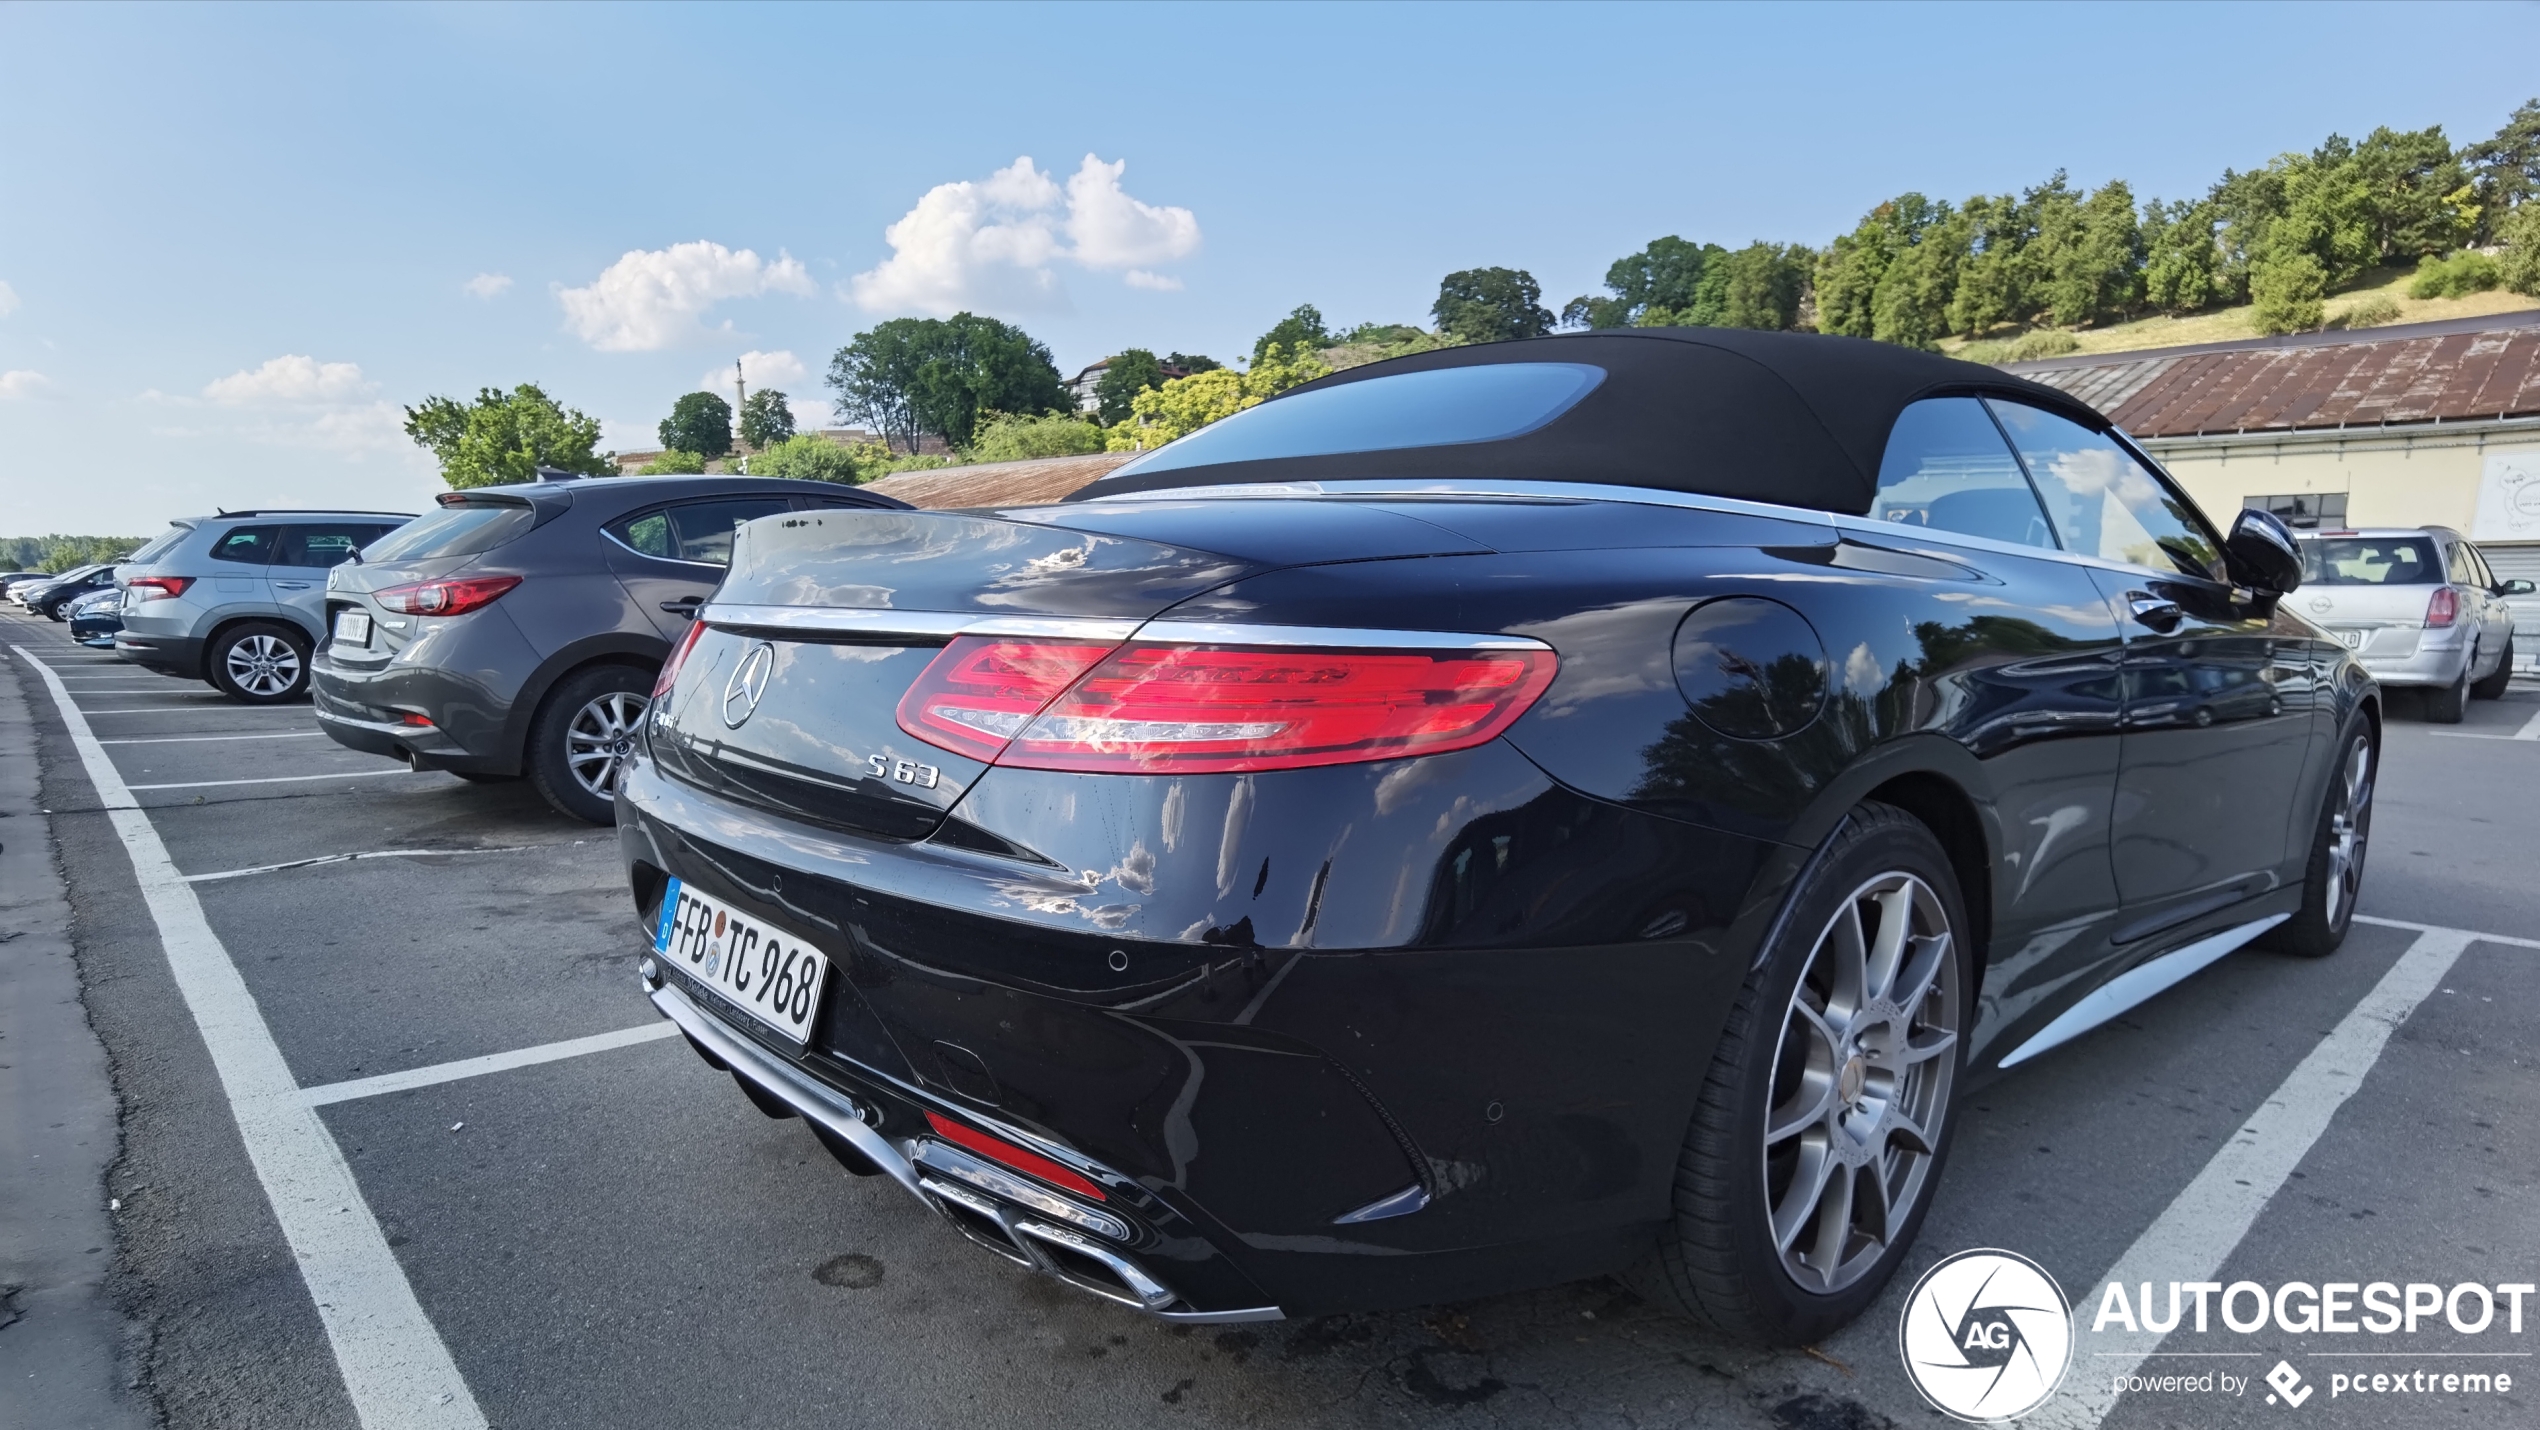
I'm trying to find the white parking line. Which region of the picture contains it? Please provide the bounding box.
[130,770,424,791]
[11,646,489,1430]
[184,846,552,883]
[73,705,306,715]
[2031,925,2481,1430]
[99,731,330,745]
[301,1024,681,1107]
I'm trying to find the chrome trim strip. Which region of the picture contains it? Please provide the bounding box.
[701,604,1142,642]
[650,985,926,1200]
[1134,621,1552,651]
[1995,914,2290,1069]
[914,1140,1132,1242]
[1085,477,1842,530]
[313,709,435,737]
[1332,1183,1431,1224]
[1009,1220,1177,1312]
[1151,1304,1288,1325]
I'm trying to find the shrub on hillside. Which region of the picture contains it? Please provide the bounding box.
[964,412,1105,463]
[637,450,706,474]
[2408,251,2502,299]
[2503,205,2540,297]
[2250,252,2328,334]
[2338,295,2404,328]
[749,433,952,484]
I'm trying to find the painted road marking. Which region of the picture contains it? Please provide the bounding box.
[99,731,330,745]
[13,646,489,1430]
[183,845,559,884]
[128,770,423,791]
[72,705,307,715]
[2028,926,2480,1430]
[301,1024,681,1107]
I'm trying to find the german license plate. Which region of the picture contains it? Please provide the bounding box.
[653,877,828,1044]
[333,610,372,646]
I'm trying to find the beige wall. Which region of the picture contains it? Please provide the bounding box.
[2143,424,2540,542]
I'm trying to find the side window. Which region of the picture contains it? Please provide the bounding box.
[276,524,376,569]
[2470,545,2499,589]
[2445,542,2477,586]
[1985,399,2224,580]
[605,509,675,559]
[208,525,279,565]
[668,499,788,566]
[1871,397,2056,550]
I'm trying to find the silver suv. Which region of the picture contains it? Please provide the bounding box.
[2294,525,2531,721]
[113,509,415,702]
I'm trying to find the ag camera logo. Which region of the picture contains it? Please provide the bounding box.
[1900,1249,2074,1421]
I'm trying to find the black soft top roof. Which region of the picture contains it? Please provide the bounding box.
[1070,328,2109,515]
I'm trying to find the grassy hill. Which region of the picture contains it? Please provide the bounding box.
[1939,266,2540,363]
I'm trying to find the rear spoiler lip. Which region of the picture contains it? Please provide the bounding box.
[698,603,1551,653]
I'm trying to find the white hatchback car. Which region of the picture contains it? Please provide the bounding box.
[2294,526,2530,721]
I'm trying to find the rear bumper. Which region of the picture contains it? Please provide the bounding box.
[2356,633,2470,688]
[618,737,1769,1316]
[312,644,525,775]
[112,633,203,677]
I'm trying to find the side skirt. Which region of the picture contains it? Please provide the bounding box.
[1996,914,2289,1069]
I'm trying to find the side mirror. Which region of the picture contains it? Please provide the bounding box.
[2499,578,2536,597]
[2224,508,2302,595]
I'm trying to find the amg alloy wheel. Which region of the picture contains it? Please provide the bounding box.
[2261,720,2374,958]
[208,622,311,704]
[1633,802,1968,1344]
[1763,870,1960,1295]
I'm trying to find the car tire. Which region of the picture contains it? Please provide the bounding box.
[527,664,653,825]
[2257,718,2374,959]
[2470,635,2513,700]
[1630,801,1970,1345]
[2426,661,2469,723]
[206,622,312,704]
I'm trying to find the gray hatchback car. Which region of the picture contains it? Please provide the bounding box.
[113,510,418,700]
[312,472,903,822]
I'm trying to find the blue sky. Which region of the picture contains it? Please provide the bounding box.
[3,0,2536,534]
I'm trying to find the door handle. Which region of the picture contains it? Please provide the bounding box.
[659,596,704,617]
[2127,592,2184,633]
[275,580,313,590]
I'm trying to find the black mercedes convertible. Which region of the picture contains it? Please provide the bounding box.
[620,330,2368,1343]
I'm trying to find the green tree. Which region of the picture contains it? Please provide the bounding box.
[1563,236,1720,328]
[1105,342,1332,452]
[636,450,707,475]
[2494,200,2540,296]
[2249,250,2328,334]
[2140,198,2220,314]
[1947,193,2031,336]
[1165,351,1223,374]
[2464,98,2540,241]
[738,387,795,449]
[1251,305,1333,363]
[825,314,1067,452]
[2028,179,2142,326]
[2349,125,2476,261]
[659,391,734,459]
[1816,195,1940,339]
[1870,202,1964,347]
[749,433,863,482]
[1431,267,1554,344]
[402,383,613,490]
[1711,242,1812,330]
[1094,348,1165,426]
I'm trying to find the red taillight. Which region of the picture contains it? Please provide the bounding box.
[127,576,192,601]
[895,637,1119,762]
[924,1111,1105,1200]
[653,618,708,699]
[2426,587,2460,628]
[896,636,1559,774]
[373,574,520,616]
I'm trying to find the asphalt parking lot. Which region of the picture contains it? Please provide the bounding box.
[4,607,2533,1430]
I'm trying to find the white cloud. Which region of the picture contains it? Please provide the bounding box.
[848,154,1199,316]
[787,396,835,431]
[464,272,514,299]
[0,280,19,317]
[1064,156,1201,270]
[558,241,815,351]
[698,349,808,394]
[1,369,55,399]
[204,354,375,405]
[1123,269,1184,292]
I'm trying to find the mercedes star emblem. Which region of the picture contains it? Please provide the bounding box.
[721,642,775,728]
